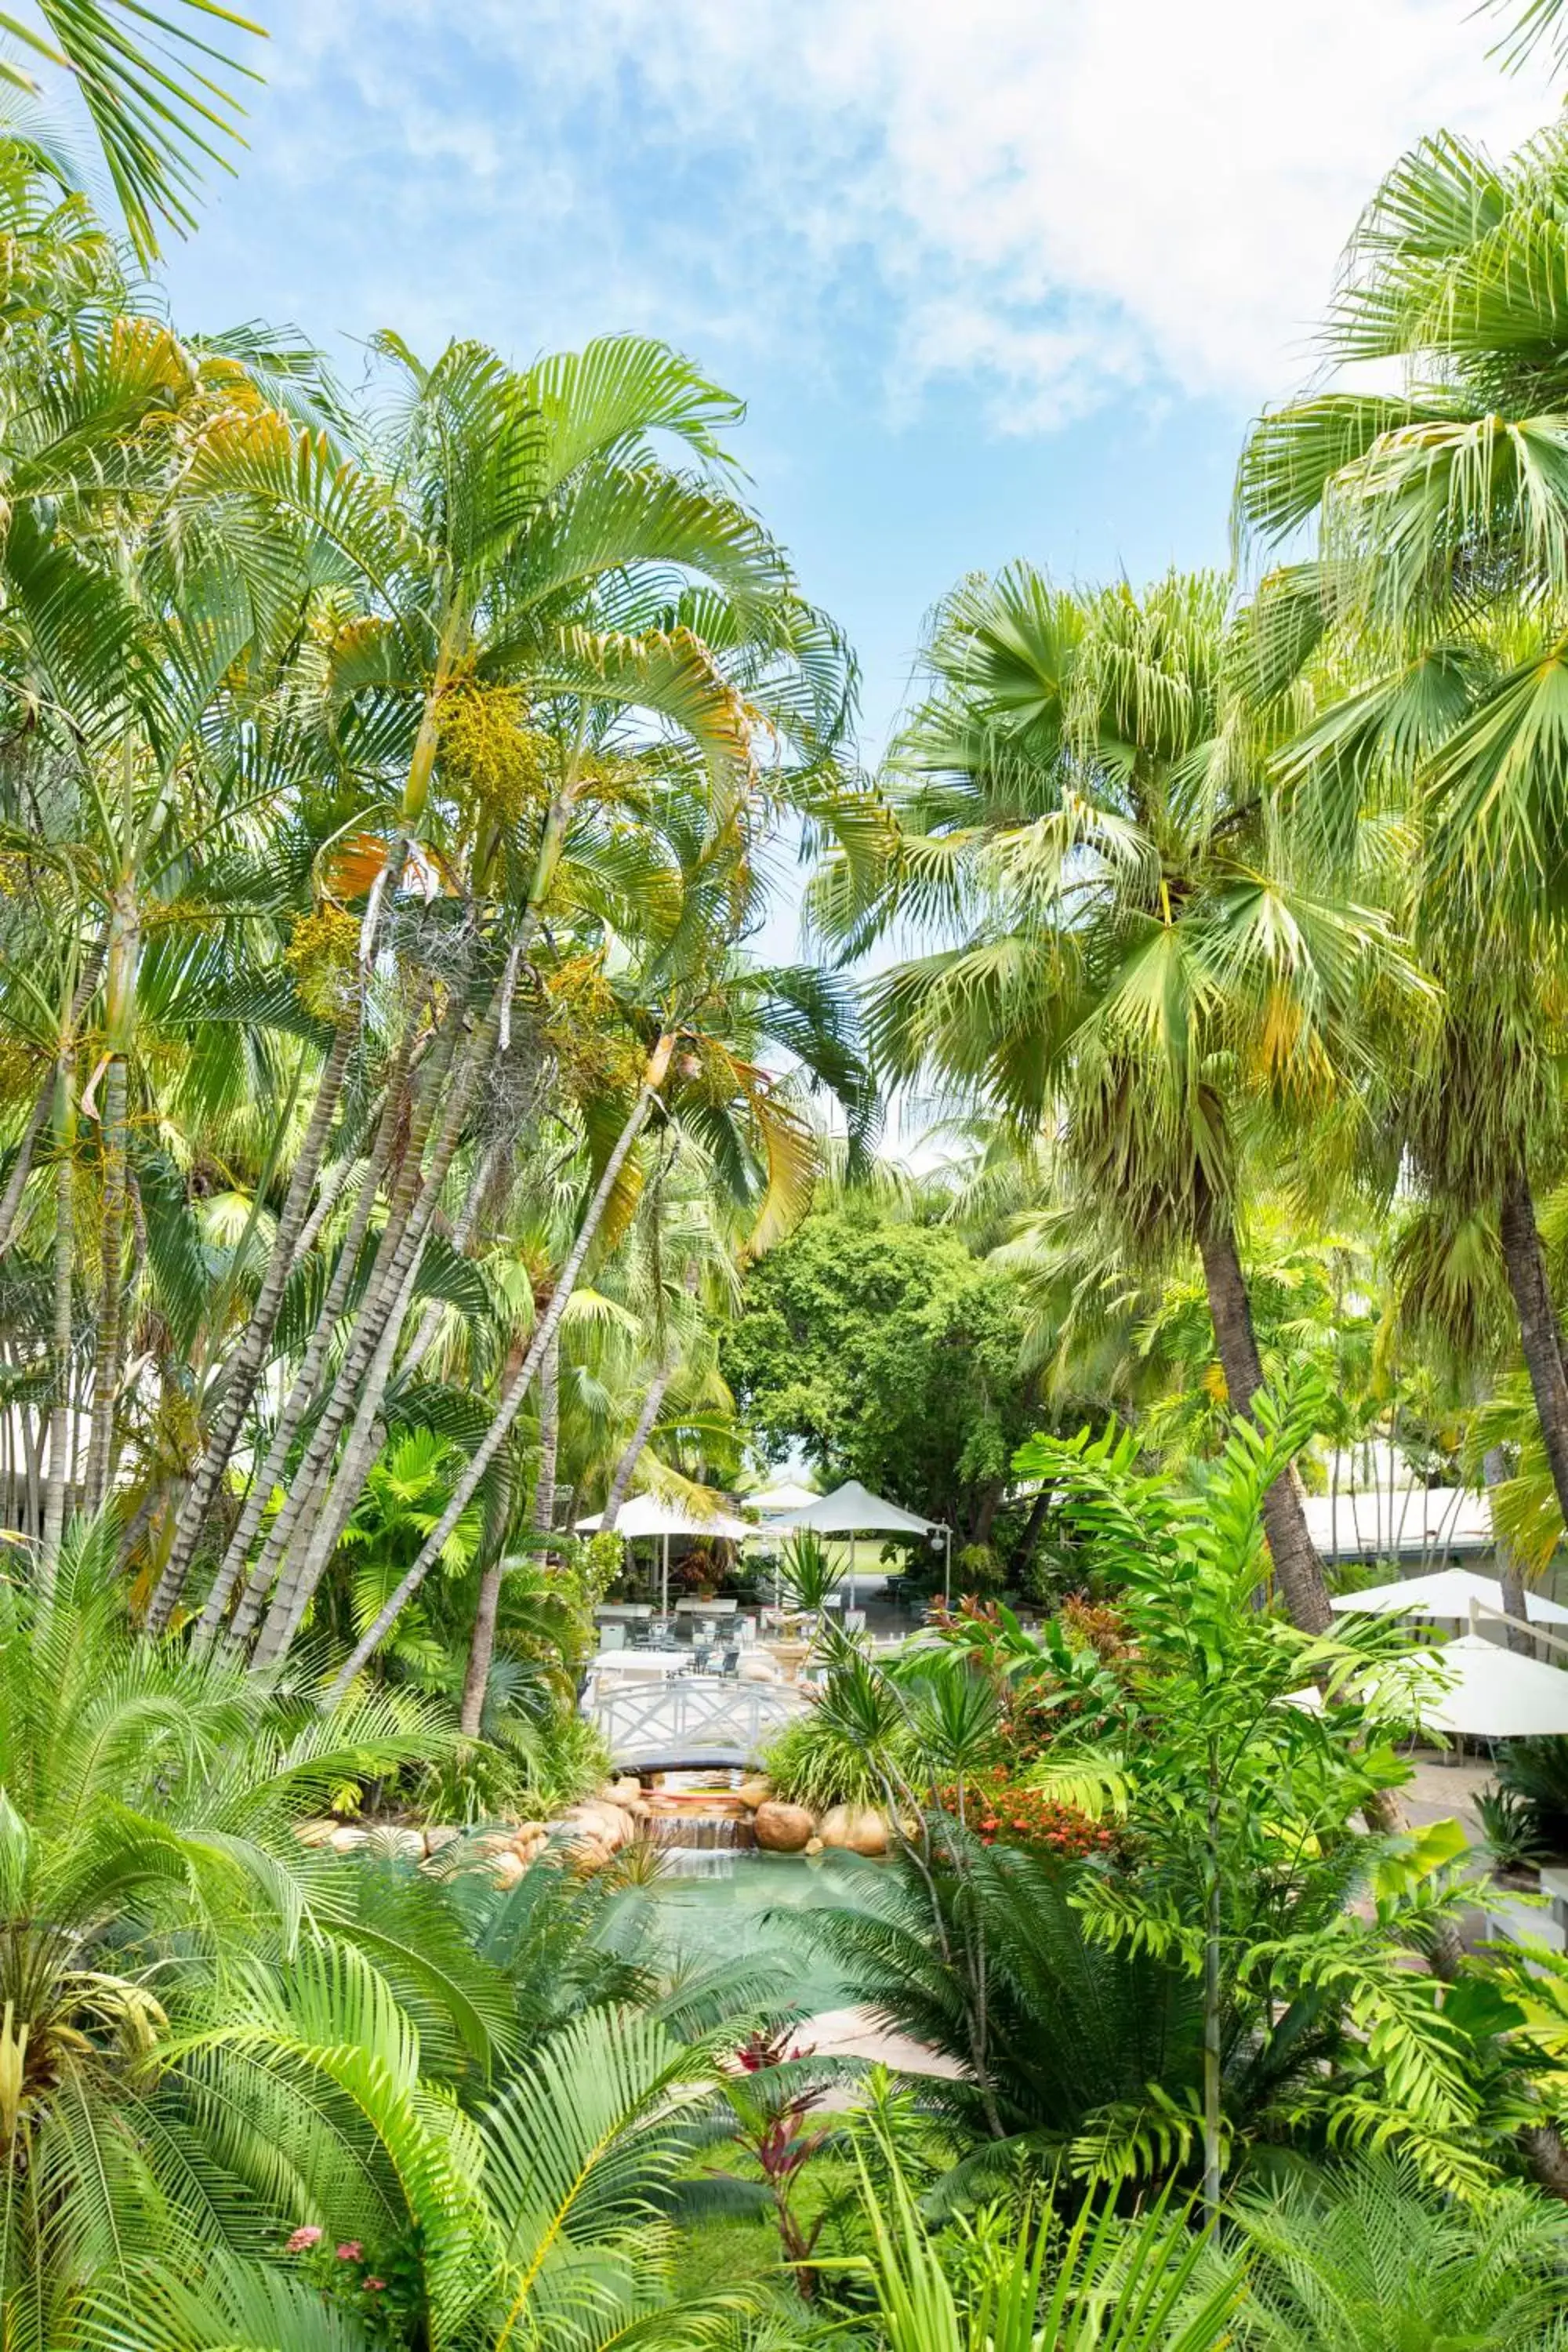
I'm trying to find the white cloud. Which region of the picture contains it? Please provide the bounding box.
[212,0,1559,428]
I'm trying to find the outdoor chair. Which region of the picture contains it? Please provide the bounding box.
[717,1646,741,1677]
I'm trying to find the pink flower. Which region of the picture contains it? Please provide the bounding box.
[336,2241,363,2262]
[364,2278,387,2293]
[285,2226,322,2254]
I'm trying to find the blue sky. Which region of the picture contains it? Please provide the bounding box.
[131,0,1554,768]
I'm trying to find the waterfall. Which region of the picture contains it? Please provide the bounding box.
[642,1809,755,1851]
[637,1785,756,1875]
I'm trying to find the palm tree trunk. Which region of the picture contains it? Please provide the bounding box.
[147,1018,357,1631]
[532,1323,561,1541]
[323,1039,673,1702]
[205,1012,426,1653]
[1482,1443,1535,1655]
[1197,1210,1332,1634]
[249,956,522,1669]
[458,1327,558,1740]
[40,1069,74,1584]
[231,989,471,1649]
[1498,1156,1568,1539]
[602,1360,673,1533]
[82,1051,128,1513]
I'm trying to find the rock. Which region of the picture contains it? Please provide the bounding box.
[753,1800,815,1853]
[602,1777,643,1806]
[328,1824,369,1853]
[423,1824,460,1856]
[488,1849,528,1889]
[295,1817,336,1847]
[510,1820,548,1853]
[819,1805,888,1857]
[735,1777,772,1810]
[804,1836,824,1856]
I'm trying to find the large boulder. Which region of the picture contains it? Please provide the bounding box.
[753,1800,815,1853]
[735,1777,772,1810]
[819,1805,889,1857]
[601,1777,644,1806]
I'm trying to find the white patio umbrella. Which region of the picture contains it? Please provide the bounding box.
[1402,1635,1568,1738]
[575,1494,751,1613]
[768,1479,944,1608]
[1328,1566,1568,1629]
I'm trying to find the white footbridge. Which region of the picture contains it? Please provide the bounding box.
[585,1673,811,1772]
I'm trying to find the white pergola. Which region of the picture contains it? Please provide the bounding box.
[576,1494,751,1614]
[769,1478,947,1606]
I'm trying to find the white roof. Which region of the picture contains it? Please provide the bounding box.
[1301,1486,1495,1558]
[768,1479,940,1537]
[747,1480,821,1515]
[1328,1566,1568,1628]
[575,1494,752,1541]
[1404,1635,1568,1739]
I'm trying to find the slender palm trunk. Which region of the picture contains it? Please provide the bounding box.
[232,990,470,1650]
[1498,1156,1568,1541]
[1201,1762,1224,2223]
[1483,1443,1534,1655]
[147,1018,357,1631]
[207,1013,426,1653]
[1197,1209,1332,1634]
[324,1040,673,1701]
[459,1325,557,1739]
[601,1362,673,1533]
[40,1068,74,1584]
[82,1052,128,1513]
[250,955,523,1668]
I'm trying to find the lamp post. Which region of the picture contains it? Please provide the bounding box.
[931,1523,952,1607]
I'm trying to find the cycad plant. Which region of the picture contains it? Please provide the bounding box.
[837,2119,1240,2352]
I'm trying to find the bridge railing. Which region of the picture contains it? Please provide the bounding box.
[586,1672,810,1767]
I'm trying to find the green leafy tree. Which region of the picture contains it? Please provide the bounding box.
[724,1199,1040,1554]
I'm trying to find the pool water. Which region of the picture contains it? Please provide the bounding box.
[650,1847,882,2012]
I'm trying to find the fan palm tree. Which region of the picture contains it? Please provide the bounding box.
[828,567,1416,1632]
[1236,122,1568,1575]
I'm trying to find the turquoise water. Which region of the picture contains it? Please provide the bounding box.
[650,1848,881,2012]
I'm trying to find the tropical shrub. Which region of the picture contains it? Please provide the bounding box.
[929,1773,1116,1860]
[1498,1737,1568,1855]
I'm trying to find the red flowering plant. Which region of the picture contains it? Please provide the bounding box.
[929,1769,1118,1861]
[281,2222,422,2346]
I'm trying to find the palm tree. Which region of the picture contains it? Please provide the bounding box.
[833,567,1414,1632]
[1236,123,1568,1577]
[1228,2150,1568,2352]
[140,325,851,1646]
[0,2,264,263]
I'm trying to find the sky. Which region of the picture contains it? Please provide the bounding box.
[117,0,1554,768]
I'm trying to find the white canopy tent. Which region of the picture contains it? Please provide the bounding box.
[575,1494,752,1615]
[769,1479,946,1607]
[1328,1566,1568,1630]
[747,1480,821,1517]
